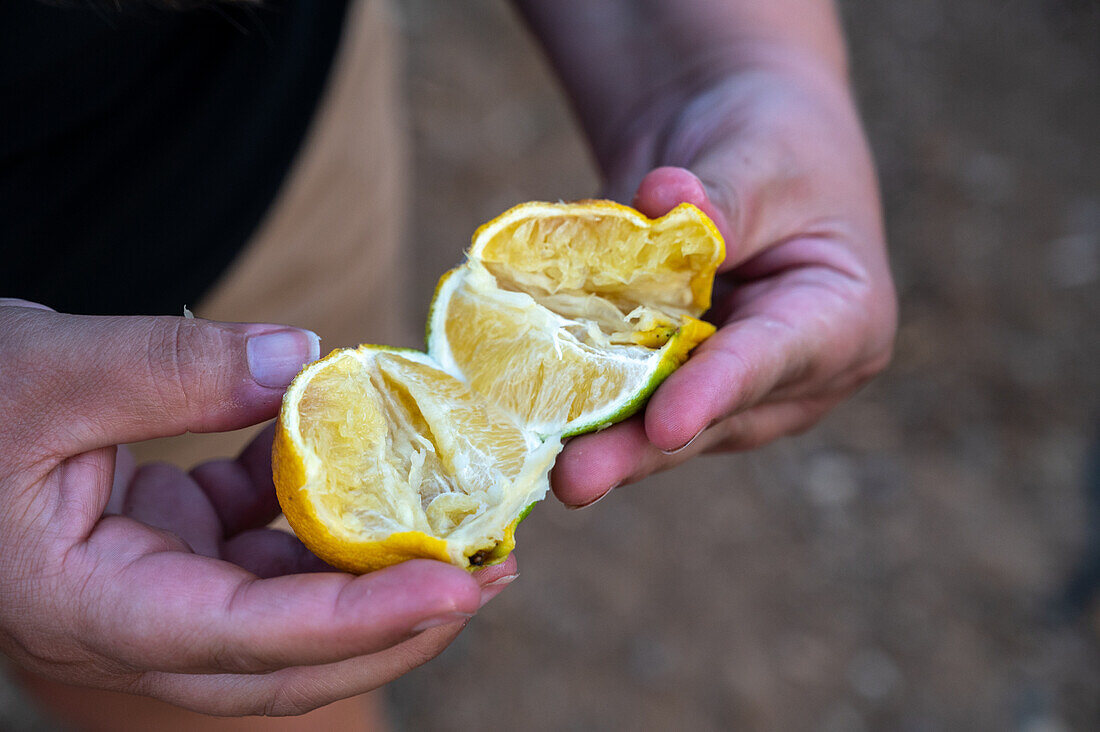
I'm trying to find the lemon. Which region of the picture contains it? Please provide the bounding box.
[427,200,723,436]
[274,200,724,572]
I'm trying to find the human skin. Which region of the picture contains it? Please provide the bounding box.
[0,0,895,716]
[514,0,897,506]
[0,301,517,715]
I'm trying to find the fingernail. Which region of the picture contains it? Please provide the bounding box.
[481,573,519,590]
[411,611,474,633]
[565,482,620,510]
[247,329,321,387]
[659,423,710,455]
[479,573,519,608]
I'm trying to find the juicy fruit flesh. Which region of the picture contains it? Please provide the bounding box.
[475,208,720,317]
[432,203,722,436]
[441,263,670,434]
[296,350,543,541]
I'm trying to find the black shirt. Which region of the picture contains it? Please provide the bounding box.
[0,0,350,315]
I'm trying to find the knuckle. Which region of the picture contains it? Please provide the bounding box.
[87,515,188,558]
[208,642,269,675]
[145,318,231,430]
[141,526,193,556]
[708,343,762,408]
[148,319,193,404]
[0,314,66,460]
[396,634,455,670]
[263,678,327,717]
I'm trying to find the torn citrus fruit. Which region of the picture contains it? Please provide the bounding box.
[428,200,723,437]
[274,200,724,572]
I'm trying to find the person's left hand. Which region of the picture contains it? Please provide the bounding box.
[552,62,897,508]
[0,304,515,716]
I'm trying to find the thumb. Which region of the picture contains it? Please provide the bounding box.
[631,166,733,246]
[0,305,320,456]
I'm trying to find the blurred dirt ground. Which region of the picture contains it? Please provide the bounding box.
[2,0,1097,730]
[387,0,1100,729]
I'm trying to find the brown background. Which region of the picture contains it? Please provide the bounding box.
[2,0,1098,729]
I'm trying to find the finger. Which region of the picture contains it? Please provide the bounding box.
[552,415,721,508]
[76,526,482,674]
[122,462,222,558]
[138,622,470,717]
[701,398,837,453]
[643,264,867,452]
[221,528,332,577]
[0,298,55,311]
[643,319,795,452]
[551,398,836,508]
[42,447,120,545]
[473,554,520,608]
[551,417,657,508]
[218,537,519,598]
[140,558,522,715]
[189,423,281,537]
[0,308,319,457]
[473,553,518,587]
[632,166,732,242]
[105,445,136,515]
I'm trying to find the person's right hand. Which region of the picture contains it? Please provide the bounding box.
[0,299,514,716]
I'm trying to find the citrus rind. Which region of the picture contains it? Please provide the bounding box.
[274,346,560,571]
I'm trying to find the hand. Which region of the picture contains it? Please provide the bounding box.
[0,300,514,715]
[553,62,897,508]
